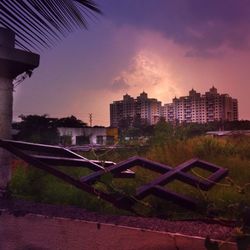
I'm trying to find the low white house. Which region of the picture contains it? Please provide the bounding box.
[57,127,115,145]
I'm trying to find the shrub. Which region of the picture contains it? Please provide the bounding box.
[10,136,250,220]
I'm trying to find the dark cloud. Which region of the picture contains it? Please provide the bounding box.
[185,49,225,58]
[110,77,130,91]
[100,0,250,56]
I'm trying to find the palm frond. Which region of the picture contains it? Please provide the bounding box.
[0,0,101,51]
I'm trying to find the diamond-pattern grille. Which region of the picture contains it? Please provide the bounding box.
[0,139,228,212]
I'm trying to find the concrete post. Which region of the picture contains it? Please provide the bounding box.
[0,77,13,190]
[0,28,40,195]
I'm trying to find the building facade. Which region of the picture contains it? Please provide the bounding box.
[57,127,118,145]
[163,87,238,124]
[110,92,162,127]
[110,87,238,127]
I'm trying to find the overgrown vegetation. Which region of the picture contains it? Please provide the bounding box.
[120,119,250,142]
[10,133,250,222]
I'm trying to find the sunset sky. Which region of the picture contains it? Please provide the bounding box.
[13,0,250,126]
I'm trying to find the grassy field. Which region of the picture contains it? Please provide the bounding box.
[10,135,250,221]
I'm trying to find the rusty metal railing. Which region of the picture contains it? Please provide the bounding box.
[0,139,228,212]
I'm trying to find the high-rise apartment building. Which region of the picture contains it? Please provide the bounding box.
[110,87,238,127]
[110,92,161,127]
[162,87,238,123]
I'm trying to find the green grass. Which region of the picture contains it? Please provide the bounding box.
[10,135,250,221]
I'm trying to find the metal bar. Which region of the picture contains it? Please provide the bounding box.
[136,158,228,197]
[192,159,225,172]
[152,186,198,210]
[2,139,117,171]
[0,139,229,212]
[0,140,124,207]
[80,156,172,184]
[31,155,107,170]
[1,139,76,158]
[31,155,134,177]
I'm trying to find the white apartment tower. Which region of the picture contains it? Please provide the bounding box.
[161,87,238,124]
[110,92,161,127]
[110,87,238,127]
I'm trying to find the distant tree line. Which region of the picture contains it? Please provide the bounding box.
[12,114,250,145]
[12,115,87,144]
[119,118,250,145]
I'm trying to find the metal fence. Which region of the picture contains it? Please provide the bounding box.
[0,139,228,212]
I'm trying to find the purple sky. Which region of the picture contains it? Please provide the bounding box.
[14,0,250,125]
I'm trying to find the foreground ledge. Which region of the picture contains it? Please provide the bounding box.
[0,201,238,250]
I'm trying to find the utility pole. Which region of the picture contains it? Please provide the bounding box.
[89,113,93,127]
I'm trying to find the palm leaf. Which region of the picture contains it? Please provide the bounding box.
[0,0,101,51]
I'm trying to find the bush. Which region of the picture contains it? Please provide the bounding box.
[10,136,250,220]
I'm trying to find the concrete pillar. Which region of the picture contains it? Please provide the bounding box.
[0,77,13,189]
[0,28,40,195]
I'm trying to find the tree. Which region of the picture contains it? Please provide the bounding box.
[150,121,175,145]
[0,1,101,50]
[0,1,101,194]
[14,114,88,144]
[15,115,59,144]
[56,115,87,128]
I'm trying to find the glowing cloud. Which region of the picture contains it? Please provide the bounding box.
[111,50,181,103]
